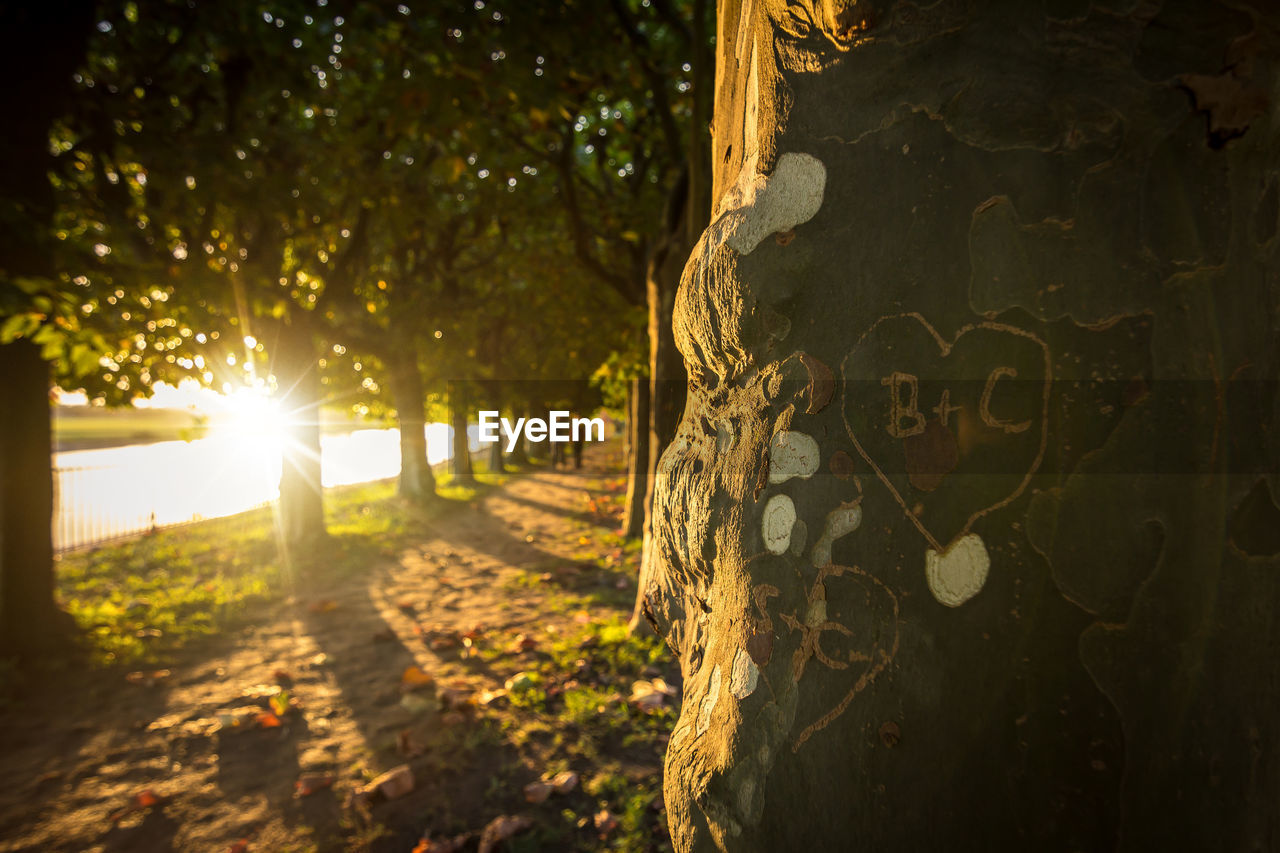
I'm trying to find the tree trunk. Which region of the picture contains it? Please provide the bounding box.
[648,2,1280,851]
[0,0,95,657]
[0,341,75,655]
[622,376,649,538]
[450,388,475,485]
[273,320,325,551]
[389,354,435,503]
[488,433,505,475]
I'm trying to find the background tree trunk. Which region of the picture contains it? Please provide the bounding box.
[622,376,650,539]
[389,354,435,503]
[488,435,505,475]
[647,1,1280,850]
[273,320,326,551]
[450,388,475,485]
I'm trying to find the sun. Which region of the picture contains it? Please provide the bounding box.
[221,388,289,444]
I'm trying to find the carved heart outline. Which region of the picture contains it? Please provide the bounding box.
[840,312,1052,551]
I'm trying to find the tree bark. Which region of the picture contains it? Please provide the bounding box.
[388,354,435,503]
[622,376,650,539]
[0,0,95,657]
[450,387,475,485]
[273,320,326,551]
[647,2,1280,850]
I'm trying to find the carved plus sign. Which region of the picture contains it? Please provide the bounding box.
[780,570,873,682]
[932,388,962,426]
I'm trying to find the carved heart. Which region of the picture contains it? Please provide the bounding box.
[840,313,1050,551]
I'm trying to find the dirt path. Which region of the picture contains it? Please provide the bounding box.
[0,443,673,853]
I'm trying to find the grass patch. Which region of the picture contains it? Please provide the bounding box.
[54,470,509,666]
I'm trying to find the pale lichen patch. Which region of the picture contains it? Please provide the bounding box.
[696,664,723,736]
[768,430,820,484]
[723,153,827,255]
[925,533,990,607]
[730,647,759,699]
[810,502,863,567]
[762,494,796,554]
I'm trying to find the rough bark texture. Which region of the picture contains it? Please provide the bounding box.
[646,2,1280,850]
[389,357,436,503]
[273,321,326,551]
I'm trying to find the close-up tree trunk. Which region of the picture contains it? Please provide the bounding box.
[0,0,95,657]
[646,1,1280,850]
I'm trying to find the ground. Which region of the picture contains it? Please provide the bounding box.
[0,442,677,853]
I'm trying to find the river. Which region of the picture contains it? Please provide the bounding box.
[53,423,466,552]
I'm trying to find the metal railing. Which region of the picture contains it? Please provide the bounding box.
[52,462,275,553]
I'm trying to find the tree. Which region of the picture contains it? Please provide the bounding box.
[0,0,98,656]
[647,1,1280,850]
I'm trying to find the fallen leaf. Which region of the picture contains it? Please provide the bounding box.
[549,770,579,794]
[508,634,538,654]
[294,773,335,798]
[523,781,552,803]
[478,815,533,853]
[594,808,619,835]
[412,833,469,853]
[504,672,538,692]
[254,711,282,729]
[370,764,415,799]
[307,599,339,613]
[401,665,435,690]
[268,690,292,717]
[125,669,171,687]
[108,789,166,823]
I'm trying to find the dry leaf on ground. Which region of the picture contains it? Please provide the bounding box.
[401,665,435,690]
[477,815,532,853]
[293,773,335,798]
[522,781,552,804]
[124,670,171,686]
[549,770,579,793]
[594,808,619,835]
[108,789,166,823]
[368,764,415,800]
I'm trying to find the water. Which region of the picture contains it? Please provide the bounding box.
[53,423,467,552]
